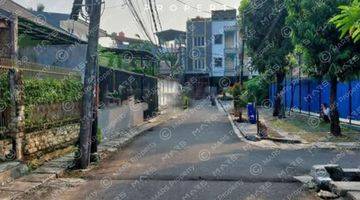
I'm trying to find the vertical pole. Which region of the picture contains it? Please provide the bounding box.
[70,0,84,20]
[8,15,24,160]
[290,67,294,115]
[256,99,260,136]
[239,12,245,84]
[284,76,287,115]
[319,79,322,119]
[141,56,144,101]
[77,0,102,169]
[299,72,302,113]
[308,79,311,116]
[297,54,302,114]
[90,62,99,161]
[349,81,352,125]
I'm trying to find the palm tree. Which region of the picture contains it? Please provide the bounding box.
[330,0,360,42]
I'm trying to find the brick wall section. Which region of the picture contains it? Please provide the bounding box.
[0,139,12,160]
[23,123,80,157]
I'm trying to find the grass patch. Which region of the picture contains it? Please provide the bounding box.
[263,110,360,143]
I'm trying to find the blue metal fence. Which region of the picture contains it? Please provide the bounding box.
[269,78,360,123]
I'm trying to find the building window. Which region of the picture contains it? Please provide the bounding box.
[214,34,223,44]
[214,57,223,67]
[194,59,205,70]
[214,57,223,68]
[193,36,205,46]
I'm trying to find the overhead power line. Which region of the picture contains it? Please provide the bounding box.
[135,0,156,41]
[148,0,159,32]
[126,0,154,42]
[153,0,163,30]
[140,0,156,39]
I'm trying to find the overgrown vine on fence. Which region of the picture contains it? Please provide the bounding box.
[24,77,82,105]
[0,73,83,128]
[0,73,10,109]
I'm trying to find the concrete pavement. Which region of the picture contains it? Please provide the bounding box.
[20,100,360,200]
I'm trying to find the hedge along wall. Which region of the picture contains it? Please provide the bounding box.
[0,70,83,159]
[23,77,82,130]
[0,71,11,132]
[23,77,82,158]
[269,78,360,122]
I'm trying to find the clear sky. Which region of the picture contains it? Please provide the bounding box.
[14,0,241,41]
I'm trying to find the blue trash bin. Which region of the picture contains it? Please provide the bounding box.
[247,103,257,124]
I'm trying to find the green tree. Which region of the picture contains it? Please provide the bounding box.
[330,0,360,42]
[286,0,360,136]
[239,0,293,118]
[158,51,182,77]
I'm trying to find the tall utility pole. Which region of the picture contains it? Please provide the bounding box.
[239,13,245,85]
[76,0,102,169]
[238,13,245,86]
[70,0,84,20]
[239,38,245,85]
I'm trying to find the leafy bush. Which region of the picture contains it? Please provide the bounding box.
[181,85,191,109]
[24,77,83,128]
[24,77,82,105]
[232,83,247,109]
[0,73,10,109]
[182,96,190,109]
[99,48,155,76]
[231,77,268,109]
[1,74,82,129]
[243,76,269,103]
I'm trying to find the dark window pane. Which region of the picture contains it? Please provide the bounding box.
[214,58,223,67]
[214,34,223,44]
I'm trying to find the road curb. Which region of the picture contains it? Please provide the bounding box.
[264,137,302,144]
[215,98,246,140]
[217,99,360,150]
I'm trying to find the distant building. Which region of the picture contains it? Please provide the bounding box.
[185,9,254,98]
[155,29,186,77]
[31,11,107,41]
[111,32,145,48]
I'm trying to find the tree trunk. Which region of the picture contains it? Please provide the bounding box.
[273,71,285,118]
[330,77,341,136]
[76,0,102,169]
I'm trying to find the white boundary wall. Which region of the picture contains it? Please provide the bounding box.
[158,79,181,109]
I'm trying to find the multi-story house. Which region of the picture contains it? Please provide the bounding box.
[185,16,212,99]
[185,9,251,98]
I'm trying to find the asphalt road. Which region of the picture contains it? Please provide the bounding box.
[25,100,360,200]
